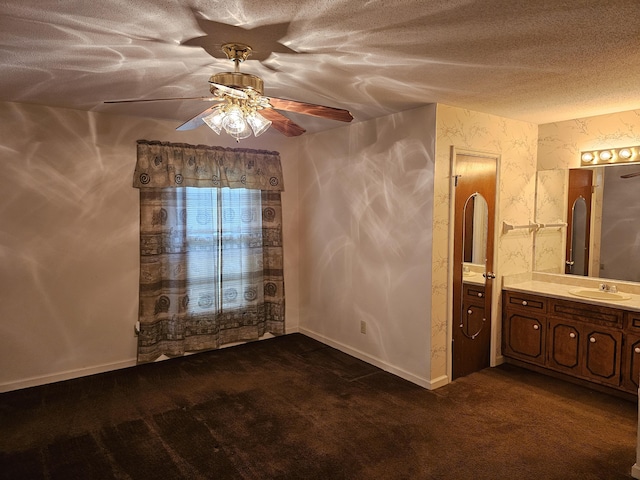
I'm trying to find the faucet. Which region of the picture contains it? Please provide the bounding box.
[599,283,618,293]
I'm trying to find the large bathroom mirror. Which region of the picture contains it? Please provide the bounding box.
[533,163,640,282]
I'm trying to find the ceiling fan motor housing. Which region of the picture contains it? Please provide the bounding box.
[209,72,264,95]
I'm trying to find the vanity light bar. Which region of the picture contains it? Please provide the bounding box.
[580,145,640,166]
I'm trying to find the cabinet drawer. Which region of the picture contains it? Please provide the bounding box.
[464,284,485,301]
[504,291,547,312]
[549,298,623,328]
[624,312,640,332]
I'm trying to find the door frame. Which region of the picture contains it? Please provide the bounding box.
[446,147,501,382]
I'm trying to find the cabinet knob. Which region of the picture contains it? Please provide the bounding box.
[467,309,473,315]
[569,332,576,339]
[522,300,528,306]
[635,347,640,354]
[590,337,596,343]
[533,324,539,330]
[477,292,483,297]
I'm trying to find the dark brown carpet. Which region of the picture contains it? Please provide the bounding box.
[0,333,636,479]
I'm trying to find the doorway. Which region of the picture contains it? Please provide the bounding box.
[451,151,497,380]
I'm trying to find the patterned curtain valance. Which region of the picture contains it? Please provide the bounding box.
[133,140,284,191]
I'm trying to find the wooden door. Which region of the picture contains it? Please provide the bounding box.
[452,152,496,379]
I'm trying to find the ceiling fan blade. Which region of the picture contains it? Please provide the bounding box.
[267,97,353,123]
[208,82,249,100]
[104,96,220,104]
[621,171,640,178]
[176,105,220,131]
[260,108,306,137]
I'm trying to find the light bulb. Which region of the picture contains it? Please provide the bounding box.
[246,112,272,137]
[619,148,633,160]
[581,152,594,163]
[599,150,613,161]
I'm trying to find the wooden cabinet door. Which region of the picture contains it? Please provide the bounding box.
[548,318,622,387]
[583,328,622,387]
[502,310,546,365]
[548,318,581,374]
[622,333,640,393]
[462,301,486,339]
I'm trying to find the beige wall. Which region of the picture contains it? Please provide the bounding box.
[0,99,541,392]
[538,108,640,171]
[431,105,538,384]
[0,101,300,391]
[296,105,438,387]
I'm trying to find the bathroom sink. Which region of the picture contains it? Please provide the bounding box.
[568,288,631,301]
[463,271,476,277]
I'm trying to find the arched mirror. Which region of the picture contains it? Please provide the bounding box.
[568,196,588,275]
[462,193,488,280]
[460,192,488,339]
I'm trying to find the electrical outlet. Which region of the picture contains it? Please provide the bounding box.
[360,320,367,334]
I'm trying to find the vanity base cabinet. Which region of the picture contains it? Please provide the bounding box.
[502,290,629,395]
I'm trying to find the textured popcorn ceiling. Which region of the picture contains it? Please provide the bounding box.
[1,0,639,132]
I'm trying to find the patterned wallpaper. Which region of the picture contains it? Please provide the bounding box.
[538,109,640,170]
[430,105,538,382]
[533,169,567,273]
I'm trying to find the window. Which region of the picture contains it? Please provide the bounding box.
[185,187,264,316]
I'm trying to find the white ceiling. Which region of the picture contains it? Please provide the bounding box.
[2,0,640,134]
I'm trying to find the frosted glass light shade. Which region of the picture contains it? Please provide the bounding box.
[203,108,224,134]
[221,106,247,135]
[246,112,272,136]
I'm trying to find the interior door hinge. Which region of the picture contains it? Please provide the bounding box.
[453,174,462,187]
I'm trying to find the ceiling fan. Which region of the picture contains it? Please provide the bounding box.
[105,43,353,140]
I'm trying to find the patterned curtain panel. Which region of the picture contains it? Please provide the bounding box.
[134,140,285,363]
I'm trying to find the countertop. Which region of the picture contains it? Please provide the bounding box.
[503,276,640,312]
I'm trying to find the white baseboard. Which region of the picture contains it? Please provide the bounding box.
[0,359,137,393]
[299,327,444,390]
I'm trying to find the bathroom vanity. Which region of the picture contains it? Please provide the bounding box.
[502,274,640,397]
